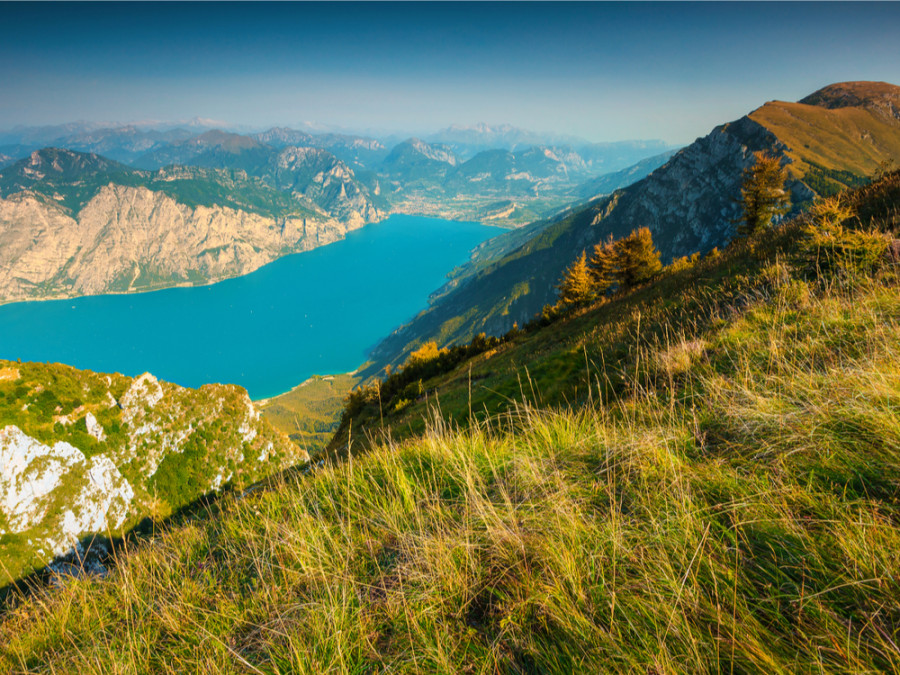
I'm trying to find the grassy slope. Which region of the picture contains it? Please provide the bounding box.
[258,373,360,455]
[750,101,900,177]
[1,178,899,672]
[337,176,900,453]
[370,88,900,371]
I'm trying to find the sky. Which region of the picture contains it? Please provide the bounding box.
[1,2,899,144]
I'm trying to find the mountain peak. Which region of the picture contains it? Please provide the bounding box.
[193,129,264,151]
[798,81,900,116]
[22,147,122,174]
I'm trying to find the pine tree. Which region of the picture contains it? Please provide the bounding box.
[616,227,662,289]
[588,235,618,296]
[557,250,594,307]
[737,150,790,236]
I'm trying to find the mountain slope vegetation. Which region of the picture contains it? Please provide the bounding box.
[1,168,898,673]
[370,82,900,369]
[0,361,305,584]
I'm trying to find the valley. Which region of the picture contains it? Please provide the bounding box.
[0,127,675,305]
[0,215,495,399]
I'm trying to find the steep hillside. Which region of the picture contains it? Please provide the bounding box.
[2,175,897,672]
[371,82,900,367]
[0,360,305,583]
[268,146,385,221]
[381,138,460,185]
[572,149,677,200]
[750,81,900,189]
[0,149,382,304]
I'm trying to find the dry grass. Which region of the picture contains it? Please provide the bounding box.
[2,274,899,673]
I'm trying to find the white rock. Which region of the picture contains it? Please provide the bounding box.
[84,412,106,442]
[0,426,132,553]
[0,426,84,532]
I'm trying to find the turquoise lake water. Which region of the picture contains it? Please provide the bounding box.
[0,215,496,399]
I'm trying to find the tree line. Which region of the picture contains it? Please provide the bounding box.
[554,150,790,310]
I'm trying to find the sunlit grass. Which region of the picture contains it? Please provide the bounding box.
[2,266,899,672]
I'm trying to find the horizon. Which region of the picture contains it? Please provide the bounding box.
[2,2,900,145]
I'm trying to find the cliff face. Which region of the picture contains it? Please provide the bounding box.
[0,361,306,582]
[270,146,382,224]
[0,146,385,304]
[0,184,365,304]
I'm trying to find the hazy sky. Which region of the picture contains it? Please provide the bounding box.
[2,2,899,144]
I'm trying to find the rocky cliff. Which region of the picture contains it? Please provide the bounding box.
[0,360,306,583]
[0,184,364,304]
[269,146,382,223]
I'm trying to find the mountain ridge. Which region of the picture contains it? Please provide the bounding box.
[368,81,900,368]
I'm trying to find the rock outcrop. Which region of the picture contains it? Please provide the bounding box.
[0,360,306,582]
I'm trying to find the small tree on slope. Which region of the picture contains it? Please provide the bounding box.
[557,250,594,306]
[737,150,790,236]
[616,227,663,289]
[588,235,618,296]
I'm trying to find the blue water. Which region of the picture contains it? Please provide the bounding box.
[0,215,496,399]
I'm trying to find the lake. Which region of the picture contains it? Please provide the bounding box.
[0,215,496,399]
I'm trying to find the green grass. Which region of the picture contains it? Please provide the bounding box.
[258,373,360,455]
[2,276,899,671]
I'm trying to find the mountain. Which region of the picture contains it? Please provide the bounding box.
[575,139,678,173]
[428,122,588,158]
[254,127,388,169]
[0,122,110,148]
[268,146,383,222]
[132,129,273,172]
[443,145,593,197]
[381,140,667,225]
[571,149,678,200]
[45,125,195,164]
[429,123,675,173]
[381,138,460,184]
[132,132,384,220]
[369,81,900,367]
[0,359,305,582]
[5,172,898,670]
[0,148,381,304]
[0,124,206,165]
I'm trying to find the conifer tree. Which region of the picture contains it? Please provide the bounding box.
[616,227,662,289]
[588,235,618,296]
[737,150,790,236]
[557,250,594,307]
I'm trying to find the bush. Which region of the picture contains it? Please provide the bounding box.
[777,279,811,308]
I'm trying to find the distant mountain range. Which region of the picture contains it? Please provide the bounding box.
[0,121,676,304]
[369,81,900,369]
